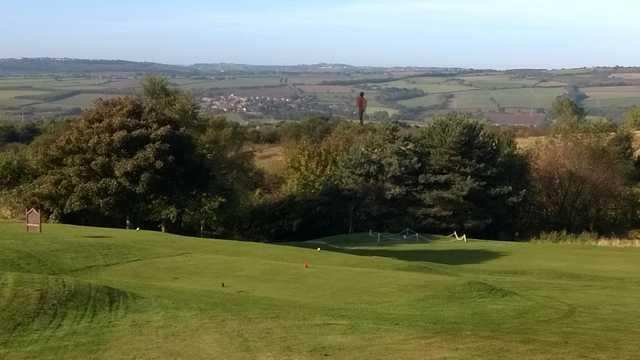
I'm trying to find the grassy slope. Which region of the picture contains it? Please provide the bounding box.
[1,221,640,359]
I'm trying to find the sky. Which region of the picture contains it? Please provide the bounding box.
[2,0,640,69]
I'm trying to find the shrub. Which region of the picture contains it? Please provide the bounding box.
[532,231,599,244]
[529,136,639,234]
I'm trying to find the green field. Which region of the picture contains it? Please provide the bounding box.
[0,76,107,89]
[380,77,475,93]
[1,221,639,359]
[367,73,584,120]
[458,75,539,89]
[451,88,565,110]
[366,96,400,115]
[0,90,52,107]
[450,91,500,111]
[172,76,284,89]
[535,80,567,87]
[398,94,448,108]
[367,106,399,116]
[33,93,120,110]
[583,86,640,110]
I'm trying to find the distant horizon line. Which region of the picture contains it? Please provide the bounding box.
[1,56,638,72]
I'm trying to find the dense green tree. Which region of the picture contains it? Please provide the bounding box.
[0,147,30,190]
[530,137,637,233]
[283,116,530,238]
[608,130,640,182]
[19,77,238,232]
[279,117,339,144]
[623,105,640,130]
[371,111,390,122]
[551,96,586,132]
[411,114,529,236]
[335,124,412,231]
[195,117,263,235]
[0,122,41,147]
[284,139,342,195]
[282,121,364,196]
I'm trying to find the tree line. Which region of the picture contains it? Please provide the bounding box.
[2,77,640,242]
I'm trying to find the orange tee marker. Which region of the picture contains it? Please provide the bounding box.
[304,261,309,269]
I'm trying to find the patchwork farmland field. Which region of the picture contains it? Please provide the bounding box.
[0,76,107,89]
[458,75,540,89]
[487,87,566,108]
[449,87,565,111]
[367,105,400,115]
[358,70,635,122]
[1,67,640,123]
[450,91,500,111]
[297,85,354,93]
[583,86,640,109]
[535,80,567,87]
[398,94,448,108]
[380,77,475,93]
[34,93,120,110]
[176,76,284,89]
[0,90,52,107]
[609,73,640,81]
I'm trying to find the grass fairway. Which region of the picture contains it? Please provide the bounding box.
[1,221,640,359]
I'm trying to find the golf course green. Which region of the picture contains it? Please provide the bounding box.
[1,220,639,359]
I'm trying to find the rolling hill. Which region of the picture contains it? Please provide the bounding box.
[0,58,462,75]
[0,58,191,75]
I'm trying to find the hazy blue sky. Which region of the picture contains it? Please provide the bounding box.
[2,0,639,69]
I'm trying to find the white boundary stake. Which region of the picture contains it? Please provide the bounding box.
[449,231,468,243]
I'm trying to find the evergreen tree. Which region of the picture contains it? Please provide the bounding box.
[412,114,529,236]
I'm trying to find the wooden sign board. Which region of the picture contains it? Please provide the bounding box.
[26,208,41,233]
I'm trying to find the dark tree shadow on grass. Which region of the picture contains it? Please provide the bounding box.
[288,242,504,265]
[341,248,504,265]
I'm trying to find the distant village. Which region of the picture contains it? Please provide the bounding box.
[199,94,351,119]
